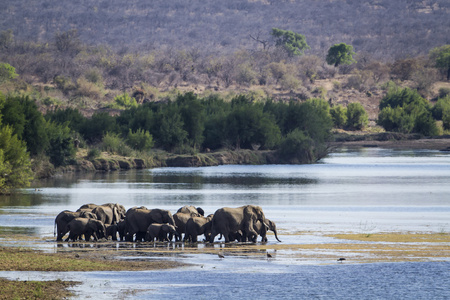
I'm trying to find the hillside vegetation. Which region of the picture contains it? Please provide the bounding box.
[0,0,450,192]
[1,0,449,59]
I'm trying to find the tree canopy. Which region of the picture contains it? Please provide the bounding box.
[429,45,450,80]
[271,28,310,57]
[326,43,356,67]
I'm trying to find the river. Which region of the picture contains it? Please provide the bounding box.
[0,147,449,299]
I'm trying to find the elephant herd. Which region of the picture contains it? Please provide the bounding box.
[54,203,281,244]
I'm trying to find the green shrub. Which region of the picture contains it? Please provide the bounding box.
[277,129,315,163]
[87,148,101,160]
[126,129,154,151]
[111,93,138,109]
[438,88,450,99]
[432,96,450,120]
[346,102,368,130]
[101,132,133,156]
[330,105,347,129]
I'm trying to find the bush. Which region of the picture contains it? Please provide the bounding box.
[346,102,368,130]
[277,129,315,164]
[87,148,101,160]
[377,86,438,136]
[110,93,138,109]
[44,121,76,167]
[126,129,154,151]
[330,105,347,129]
[101,132,133,156]
[438,88,450,99]
[432,96,450,120]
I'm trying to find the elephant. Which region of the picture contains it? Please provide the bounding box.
[250,219,281,243]
[185,214,214,243]
[125,206,176,242]
[177,205,204,217]
[145,223,179,242]
[105,224,118,241]
[209,205,266,243]
[77,203,126,225]
[173,212,193,241]
[54,210,97,241]
[117,219,127,241]
[65,217,106,242]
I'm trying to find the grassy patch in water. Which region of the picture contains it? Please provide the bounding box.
[0,279,77,300]
[0,247,185,272]
[327,232,450,243]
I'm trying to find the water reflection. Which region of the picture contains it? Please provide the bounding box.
[0,147,449,236]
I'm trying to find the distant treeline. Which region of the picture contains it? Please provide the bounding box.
[1,0,449,60]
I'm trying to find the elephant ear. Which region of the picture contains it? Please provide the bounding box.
[113,206,120,224]
[243,205,257,221]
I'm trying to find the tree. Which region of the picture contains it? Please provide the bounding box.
[45,121,76,167]
[0,63,18,83]
[0,125,34,193]
[271,28,309,57]
[0,29,14,49]
[326,43,356,67]
[429,45,450,80]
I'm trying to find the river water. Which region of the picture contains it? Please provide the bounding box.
[0,147,449,299]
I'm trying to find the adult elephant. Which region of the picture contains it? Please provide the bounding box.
[125,206,175,242]
[77,203,126,225]
[173,212,192,241]
[145,223,179,242]
[209,205,266,243]
[185,214,214,243]
[177,205,204,217]
[251,219,281,243]
[65,218,106,242]
[54,210,97,241]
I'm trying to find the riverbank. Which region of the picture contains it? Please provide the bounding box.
[332,132,450,151]
[55,133,450,176]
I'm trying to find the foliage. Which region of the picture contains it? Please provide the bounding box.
[0,63,18,83]
[1,94,48,156]
[155,104,188,151]
[0,125,33,193]
[346,102,368,130]
[87,148,101,160]
[176,92,205,149]
[330,105,347,129]
[431,96,450,120]
[44,120,76,167]
[80,112,118,143]
[101,132,133,156]
[126,128,154,151]
[277,129,314,164]
[111,93,138,109]
[271,28,310,57]
[326,43,356,67]
[429,45,450,80]
[377,86,438,135]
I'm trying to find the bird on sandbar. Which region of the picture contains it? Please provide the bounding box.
[218,253,225,259]
[337,258,346,262]
[266,252,273,258]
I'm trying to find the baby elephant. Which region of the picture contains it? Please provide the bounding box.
[65,218,106,242]
[145,223,179,242]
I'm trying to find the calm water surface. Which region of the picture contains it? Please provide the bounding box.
[0,147,449,299]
